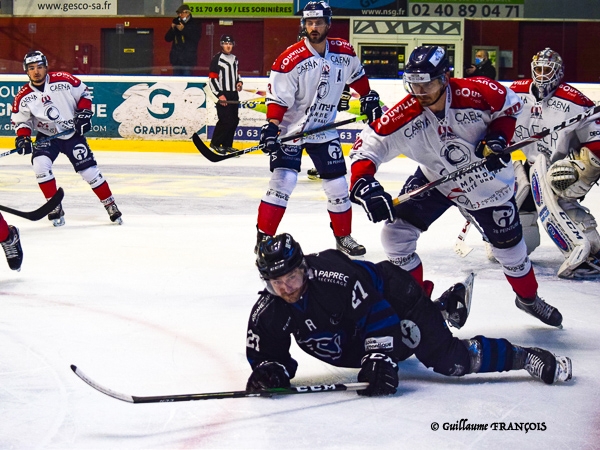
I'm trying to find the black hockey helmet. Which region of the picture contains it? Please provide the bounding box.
[404,46,450,81]
[220,34,235,45]
[23,50,47,72]
[301,1,332,26]
[256,233,304,280]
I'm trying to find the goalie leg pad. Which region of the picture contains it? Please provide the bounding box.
[519,211,541,255]
[559,198,600,255]
[513,160,531,209]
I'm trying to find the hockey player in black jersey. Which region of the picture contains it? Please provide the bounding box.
[246,233,572,396]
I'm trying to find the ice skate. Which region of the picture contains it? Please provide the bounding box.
[307,168,321,180]
[48,203,65,227]
[105,202,123,225]
[1,225,23,271]
[515,294,563,328]
[524,347,572,385]
[433,272,474,329]
[335,235,366,257]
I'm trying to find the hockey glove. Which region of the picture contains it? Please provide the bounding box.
[357,353,398,397]
[246,361,291,393]
[359,90,382,124]
[350,176,395,223]
[15,135,33,155]
[74,109,93,135]
[337,86,351,112]
[474,132,511,172]
[259,122,281,154]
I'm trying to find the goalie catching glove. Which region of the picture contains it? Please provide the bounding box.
[350,176,395,223]
[357,353,398,397]
[15,135,33,155]
[359,90,382,124]
[74,109,93,135]
[246,361,290,392]
[474,132,511,172]
[548,147,600,199]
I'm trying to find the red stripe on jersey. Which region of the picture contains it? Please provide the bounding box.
[509,79,532,94]
[349,76,370,97]
[350,159,377,187]
[77,98,92,110]
[48,71,82,87]
[452,78,508,113]
[326,38,357,57]
[271,41,313,74]
[12,84,35,114]
[267,103,288,122]
[371,95,422,136]
[554,84,595,107]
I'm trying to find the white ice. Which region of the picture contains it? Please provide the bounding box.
[0,150,598,449]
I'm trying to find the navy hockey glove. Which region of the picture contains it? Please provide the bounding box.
[246,361,290,393]
[359,90,382,124]
[259,122,281,154]
[15,135,33,155]
[357,353,398,397]
[337,86,351,112]
[350,176,395,223]
[74,109,93,135]
[474,132,511,172]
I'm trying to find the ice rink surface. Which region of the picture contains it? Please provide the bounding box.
[0,149,598,449]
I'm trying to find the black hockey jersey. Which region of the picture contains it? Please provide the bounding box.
[246,250,425,378]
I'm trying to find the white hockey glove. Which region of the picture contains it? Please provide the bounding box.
[548,147,600,199]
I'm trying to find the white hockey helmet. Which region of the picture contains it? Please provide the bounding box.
[531,48,564,97]
[23,50,47,72]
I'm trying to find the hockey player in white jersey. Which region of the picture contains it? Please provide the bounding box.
[11,51,122,226]
[255,1,382,257]
[509,48,600,279]
[349,45,563,328]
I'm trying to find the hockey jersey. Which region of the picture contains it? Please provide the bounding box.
[350,77,523,211]
[209,52,240,97]
[11,72,92,139]
[266,37,367,144]
[510,79,600,164]
[246,250,421,377]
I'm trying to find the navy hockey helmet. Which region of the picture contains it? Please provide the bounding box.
[23,50,47,72]
[301,1,333,26]
[403,46,450,100]
[220,34,235,45]
[531,48,564,98]
[256,233,304,280]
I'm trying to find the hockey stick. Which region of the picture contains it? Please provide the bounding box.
[0,129,75,159]
[70,365,368,404]
[454,220,473,258]
[193,115,368,163]
[393,103,600,207]
[0,187,64,221]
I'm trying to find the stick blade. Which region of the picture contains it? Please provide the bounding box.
[191,133,229,163]
[70,365,135,403]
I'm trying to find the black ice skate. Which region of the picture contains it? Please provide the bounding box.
[515,294,563,328]
[335,235,366,257]
[307,168,321,180]
[105,202,123,225]
[48,203,65,227]
[433,272,474,329]
[1,225,23,271]
[524,347,572,385]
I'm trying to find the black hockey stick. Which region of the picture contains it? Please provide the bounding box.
[0,129,75,159]
[393,103,600,207]
[193,115,368,163]
[0,187,64,221]
[70,364,368,403]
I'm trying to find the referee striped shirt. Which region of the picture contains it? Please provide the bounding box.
[209,52,240,97]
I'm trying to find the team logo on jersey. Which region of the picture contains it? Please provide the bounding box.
[438,125,458,141]
[44,105,60,121]
[72,143,89,161]
[492,203,516,228]
[440,142,470,166]
[316,62,331,100]
[328,141,343,160]
[530,104,543,119]
[298,334,343,361]
[400,320,421,349]
[41,95,52,105]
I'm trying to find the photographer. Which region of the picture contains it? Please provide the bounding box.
[164,4,201,76]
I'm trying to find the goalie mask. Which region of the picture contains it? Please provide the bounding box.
[404,46,450,107]
[23,50,47,72]
[531,48,564,98]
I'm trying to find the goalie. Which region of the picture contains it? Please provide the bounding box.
[509,48,600,279]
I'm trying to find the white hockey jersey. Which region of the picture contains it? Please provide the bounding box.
[510,79,600,164]
[266,37,367,144]
[11,72,92,139]
[350,77,523,211]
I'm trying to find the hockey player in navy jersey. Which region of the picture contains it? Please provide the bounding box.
[245,233,572,396]
[509,48,600,279]
[11,51,122,226]
[349,45,563,329]
[255,1,382,257]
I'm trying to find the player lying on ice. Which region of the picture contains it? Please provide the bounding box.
[245,233,572,396]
